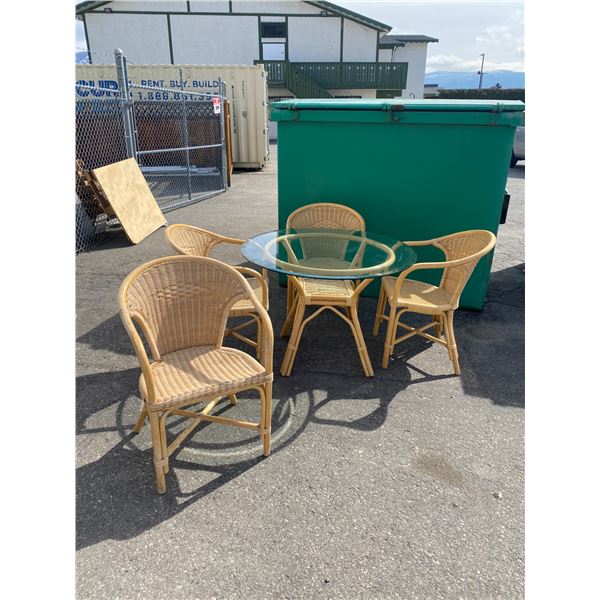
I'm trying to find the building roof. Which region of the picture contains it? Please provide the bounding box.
[306,2,391,32]
[76,1,392,32]
[76,1,110,16]
[379,34,439,47]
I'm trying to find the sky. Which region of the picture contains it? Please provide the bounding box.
[76,0,524,73]
[335,0,523,72]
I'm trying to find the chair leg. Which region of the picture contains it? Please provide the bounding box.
[445,310,461,375]
[158,412,170,474]
[261,382,273,456]
[373,284,386,336]
[132,406,147,433]
[286,277,295,317]
[286,277,292,309]
[280,293,298,338]
[255,317,262,358]
[349,304,374,377]
[281,298,306,376]
[229,393,238,406]
[149,412,167,494]
[441,313,453,361]
[382,305,397,369]
[434,314,442,339]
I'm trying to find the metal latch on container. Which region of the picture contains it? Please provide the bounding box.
[388,104,405,122]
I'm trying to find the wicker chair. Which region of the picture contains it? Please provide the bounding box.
[165,224,269,356]
[119,255,274,494]
[280,202,374,377]
[373,230,497,375]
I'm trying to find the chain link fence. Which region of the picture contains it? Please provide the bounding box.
[76,91,126,252]
[76,51,228,253]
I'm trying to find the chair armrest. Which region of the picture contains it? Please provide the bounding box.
[218,234,245,246]
[254,302,274,373]
[391,255,482,298]
[120,309,158,403]
[227,267,274,373]
[397,239,438,248]
[234,266,269,308]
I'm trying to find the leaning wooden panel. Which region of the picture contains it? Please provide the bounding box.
[91,158,166,244]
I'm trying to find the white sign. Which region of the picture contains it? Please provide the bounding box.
[212,97,221,115]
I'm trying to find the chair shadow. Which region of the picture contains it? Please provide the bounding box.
[76,324,434,552]
[455,263,525,407]
[364,264,524,407]
[76,366,301,551]
[76,264,524,549]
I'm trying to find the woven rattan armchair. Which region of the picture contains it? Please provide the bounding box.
[166,223,269,356]
[119,255,274,494]
[280,203,374,377]
[373,230,497,375]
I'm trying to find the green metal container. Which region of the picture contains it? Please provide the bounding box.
[271,98,524,310]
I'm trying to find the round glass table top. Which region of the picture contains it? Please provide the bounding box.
[241,228,417,280]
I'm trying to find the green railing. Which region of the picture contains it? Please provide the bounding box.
[285,63,332,98]
[255,61,331,98]
[257,61,408,91]
[261,61,286,85]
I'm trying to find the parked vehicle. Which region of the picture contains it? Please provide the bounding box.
[511,125,525,167]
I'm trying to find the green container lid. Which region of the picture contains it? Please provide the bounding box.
[271,98,525,125]
[272,98,524,111]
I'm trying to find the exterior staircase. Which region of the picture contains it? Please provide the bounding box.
[284,62,332,98]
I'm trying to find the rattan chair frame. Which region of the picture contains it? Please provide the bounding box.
[280,203,374,377]
[373,230,497,375]
[166,223,269,355]
[119,255,274,494]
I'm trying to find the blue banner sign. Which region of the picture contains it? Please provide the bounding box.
[76,79,222,98]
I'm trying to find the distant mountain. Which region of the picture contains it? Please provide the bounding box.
[425,70,524,89]
[76,50,89,64]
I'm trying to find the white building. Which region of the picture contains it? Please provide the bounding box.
[76,1,438,100]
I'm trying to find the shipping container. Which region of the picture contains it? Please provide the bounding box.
[76,64,269,169]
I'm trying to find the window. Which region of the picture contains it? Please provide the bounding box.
[376,89,403,99]
[260,21,286,38]
[262,43,286,61]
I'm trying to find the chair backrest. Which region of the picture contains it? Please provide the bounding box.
[165,224,224,257]
[286,203,366,262]
[119,256,256,362]
[435,230,497,304]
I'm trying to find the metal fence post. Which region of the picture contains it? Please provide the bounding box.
[180,68,193,201]
[115,48,137,160]
[219,78,227,191]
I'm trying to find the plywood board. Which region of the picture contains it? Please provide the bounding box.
[91,158,166,244]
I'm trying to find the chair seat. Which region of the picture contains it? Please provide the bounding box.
[296,276,355,299]
[382,276,454,314]
[140,346,272,409]
[230,278,267,313]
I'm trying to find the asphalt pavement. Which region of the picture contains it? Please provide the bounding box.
[76,146,525,600]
